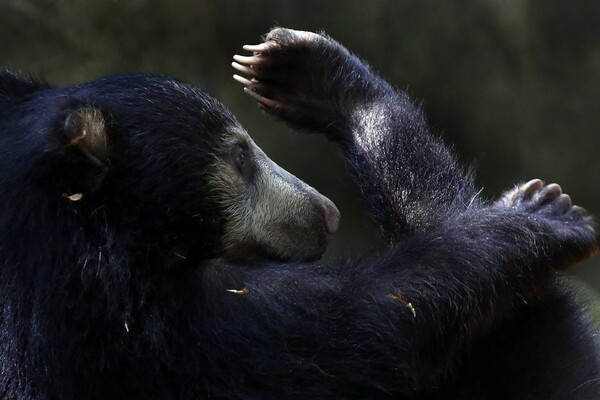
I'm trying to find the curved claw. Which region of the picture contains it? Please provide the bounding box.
[243,87,279,109]
[540,183,563,202]
[558,193,572,207]
[233,74,253,86]
[232,62,255,76]
[233,54,260,65]
[232,73,279,109]
[243,43,271,52]
[546,183,563,195]
[521,179,544,199]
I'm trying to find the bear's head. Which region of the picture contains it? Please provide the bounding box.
[0,72,339,266]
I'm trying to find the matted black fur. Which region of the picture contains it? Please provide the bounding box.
[0,26,598,400]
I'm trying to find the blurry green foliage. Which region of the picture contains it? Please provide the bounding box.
[1,1,599,301]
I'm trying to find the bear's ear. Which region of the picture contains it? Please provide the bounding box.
[64,106,110,167]
[0,71,46,117]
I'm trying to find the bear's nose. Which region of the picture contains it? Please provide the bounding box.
[319,195,340,234]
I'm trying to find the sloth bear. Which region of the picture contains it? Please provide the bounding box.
[0,27,598,400]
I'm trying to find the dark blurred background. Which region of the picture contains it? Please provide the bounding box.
[1,0,599,315]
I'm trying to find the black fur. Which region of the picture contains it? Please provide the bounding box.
[239,28,600,399]
[0,28,598,400]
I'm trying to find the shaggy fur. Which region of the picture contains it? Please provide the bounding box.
[0,27,598,399]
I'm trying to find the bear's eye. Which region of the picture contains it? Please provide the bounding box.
[234,143,247,174]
